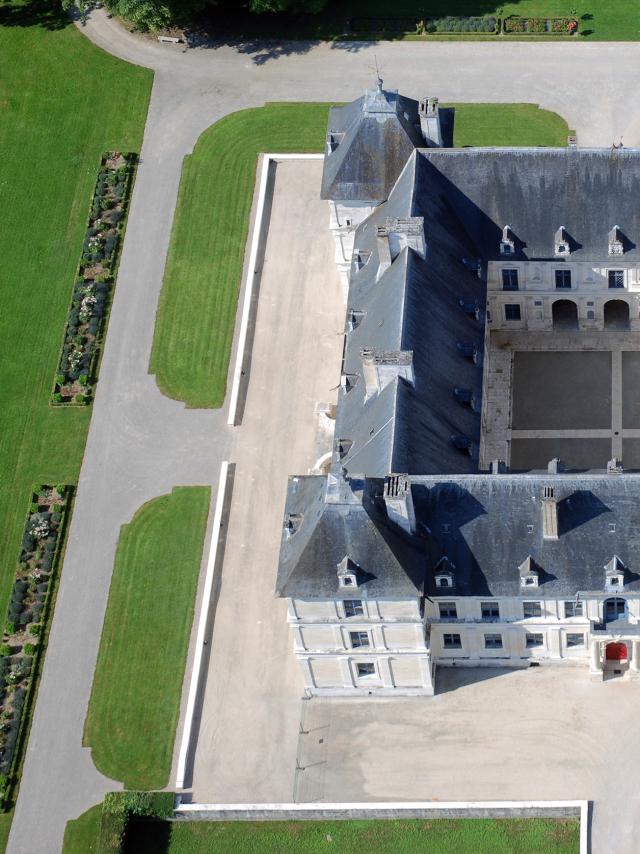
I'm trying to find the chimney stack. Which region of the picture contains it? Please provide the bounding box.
[383,474,416,535]
[542,486,559,540]
[419,97,443,147]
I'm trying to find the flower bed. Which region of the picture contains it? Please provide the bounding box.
[0,485,71,808]
[348,16,499,35]
[52,153,137,406]
[503,16,578,34]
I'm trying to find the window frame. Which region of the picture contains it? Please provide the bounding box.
[555,269,572,289]
[608,269,625,289]
[481,601,500,619]
[355,662,376,678]
[484,633,503,650]
[438,601,458,619]
[526,632,544,648]
[501,268,519,291]
[566,633,585,648]
[504,303,522,322]
[349,630,370,649]
[523,600,542,618]
[443,633,462,649]
[343,599,364,618]
[564,600,583,618]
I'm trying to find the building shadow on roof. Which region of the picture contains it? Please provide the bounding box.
[557,490,610,536]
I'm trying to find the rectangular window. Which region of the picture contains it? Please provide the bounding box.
[481,601,500,619]
[502,269,519,290]
[438,602,457,619]
[526,632,544,648]
[356,662,375,678]
[443,633,461,649]
[484,633,503,649]
[349,631,370,649]
[504,304,521,321]
[523,601,542,618]
[566,633,585,647]
[555,269,572,289]
[344,600,364,618]
[608,269,624,288]
[564,601,583,618]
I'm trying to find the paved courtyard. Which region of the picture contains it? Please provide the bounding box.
[186,159,344,803]
[295,666,640,853]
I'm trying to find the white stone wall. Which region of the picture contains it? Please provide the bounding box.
[487,260,640,331]
[327,201,375,298]
[426,594,640,667]
[289,596,434,695]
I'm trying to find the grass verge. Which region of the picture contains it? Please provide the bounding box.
[84,487,210,790]
[61,804,102,854]
[123,817,579,853]
[150,102,569,408]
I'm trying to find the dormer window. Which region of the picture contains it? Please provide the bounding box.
[434,556,455,589]
[608,226,624,256]
[500,225,515,256]
[605,556,625,591]
[326,131,344,154]
[353,250,371,271]
[347,309,365,331]
[519,555,539,588]
[340,373,359,393]
[284,513,302,537]
[554,226,571,257]
[337,555,359,589]
[334,438,353,461]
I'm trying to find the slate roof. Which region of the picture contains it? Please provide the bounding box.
[334,152,486,477]
[320,86,424,203]
[413,148,640,261]
[276,473,640,600]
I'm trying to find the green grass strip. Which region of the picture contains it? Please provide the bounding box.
[122,816,579,853]
[84,487,210,790]
[61,803,102,854]
[150,102,569,409]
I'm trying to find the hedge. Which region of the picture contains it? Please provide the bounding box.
[98,791,176,854]
[51,152,137,406]
[0,485,72,810]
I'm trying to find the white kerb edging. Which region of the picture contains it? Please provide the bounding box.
[176,800,588,854]
[175,460,230,789]
[226,153,325,426]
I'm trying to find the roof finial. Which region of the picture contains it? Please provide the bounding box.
[368,54,383,93]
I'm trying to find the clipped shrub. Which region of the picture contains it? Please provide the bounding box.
[53,393,63,404]
[4,624,15,638]
[22,644,37,658]
[0,647,11,659]
[27,624,41,637]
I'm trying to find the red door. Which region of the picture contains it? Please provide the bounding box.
[606,642,628,661]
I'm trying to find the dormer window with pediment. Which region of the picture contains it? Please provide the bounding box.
[554,226,571,257]
[434,556,456,589]
[608,226,624,256]
[337,555,359,589]
[605,555,625,591]
[500,225,515,256]
[519,555,539,588]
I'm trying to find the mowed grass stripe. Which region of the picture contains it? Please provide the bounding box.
[84,487,210,790]
[0,1,151,633]
[150,102,569,409]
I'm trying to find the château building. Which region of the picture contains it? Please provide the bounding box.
[275,81,640,695]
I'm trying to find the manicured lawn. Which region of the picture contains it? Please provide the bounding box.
[123,817,579,853]
[0,0,151,716]
[84,487,210,790]
[61,804,102,854]
[150,102,568,409]
[204,0,639,41]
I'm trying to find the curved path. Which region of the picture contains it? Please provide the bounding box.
[8,9,640,853]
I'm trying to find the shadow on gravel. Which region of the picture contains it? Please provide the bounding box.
[0,0,67,30]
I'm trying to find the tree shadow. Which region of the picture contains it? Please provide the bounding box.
[123,818,171,854]
[0,0,68,30]
[185,30,316,63]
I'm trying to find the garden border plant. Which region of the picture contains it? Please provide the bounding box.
[348,15,500,36]
[0,484,73,811]
[503,15,578,34]
[51,152,138,406]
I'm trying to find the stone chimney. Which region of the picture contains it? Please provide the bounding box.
[547,458,565,474]
[542,486,559,540]
[419,96,443,147]
[490,459,507,474]
[383,474,416,534]
[607,457,624,474]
